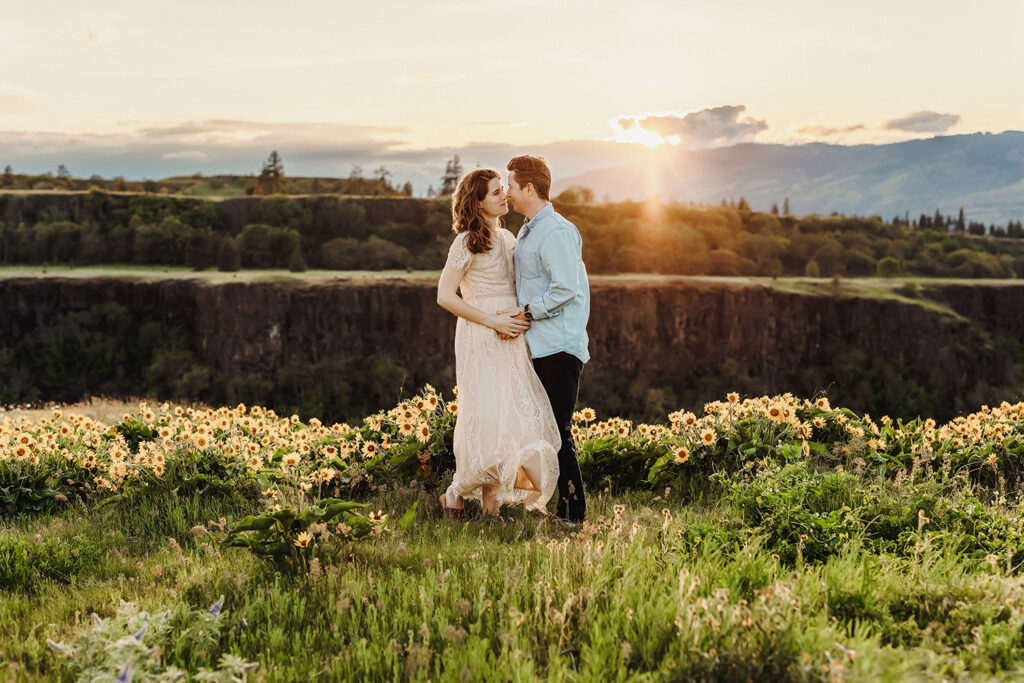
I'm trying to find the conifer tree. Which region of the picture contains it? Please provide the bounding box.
[439,155,463,196]
[257,151,286,195]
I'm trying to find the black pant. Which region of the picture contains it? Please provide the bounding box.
[532,352,585,522]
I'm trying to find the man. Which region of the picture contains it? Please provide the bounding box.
[503,155,590,526]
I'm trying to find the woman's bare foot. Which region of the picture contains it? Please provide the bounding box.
[480,486,501,517]
[439,493,466,520]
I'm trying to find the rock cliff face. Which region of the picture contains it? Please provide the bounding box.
[922,283,1024,341]
[0,276,1020,420]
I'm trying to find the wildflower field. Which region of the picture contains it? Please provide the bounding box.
[3,388,1024,681]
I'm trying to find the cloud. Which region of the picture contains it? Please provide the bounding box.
[0,122,645,195]
[394,73,466,83]
[884,111,961,133]
[795,124,865,137]
[0,120,414,180]
[162,150,208,160]
[610,105,768,148]
[0,90,41,114]
[135,119,405,144]
[461,121,531,127]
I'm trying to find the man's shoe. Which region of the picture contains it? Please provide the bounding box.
[547,515,578,531]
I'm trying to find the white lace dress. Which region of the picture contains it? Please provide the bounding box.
[441,228,560,512]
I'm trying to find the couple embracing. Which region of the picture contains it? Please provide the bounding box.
[436,155,590,527]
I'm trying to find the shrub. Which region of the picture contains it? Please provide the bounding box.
[894,282,919,298]
[216,238,240,272]
[237,223,301,268]
[288,246,307,272]
[877,256,902,278]
[46,598,258,680]
[321,235,411,270]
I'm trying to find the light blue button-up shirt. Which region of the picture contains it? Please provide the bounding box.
[514,203,590,363]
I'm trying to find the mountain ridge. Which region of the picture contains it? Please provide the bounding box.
[552,131,1024,224]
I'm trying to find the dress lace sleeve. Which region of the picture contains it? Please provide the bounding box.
[502,228,517,253]
[445,233,474,272]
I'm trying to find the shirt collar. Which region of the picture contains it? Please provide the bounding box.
[522,202,553,231]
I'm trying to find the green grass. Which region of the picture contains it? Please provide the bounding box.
[4,478,1024,681]
[0,265,439,283]
[2,267,1021,291]
[173,184,250,199]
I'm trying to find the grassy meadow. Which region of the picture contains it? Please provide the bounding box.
[2,390,1024,681]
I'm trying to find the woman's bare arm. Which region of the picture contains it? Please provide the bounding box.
[437,265,531,337]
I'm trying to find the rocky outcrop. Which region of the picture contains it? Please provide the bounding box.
[0,276,1020,420]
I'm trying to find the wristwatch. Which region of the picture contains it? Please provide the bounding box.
[524,305,533,321]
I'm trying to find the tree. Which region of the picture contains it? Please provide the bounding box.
[737,197,751,215]
[804,260,821,277]
[257,151,286,195]
[373,165,392,190]
[288,246,307,272]
[349,165,363,179]
[1,165,12,186]
[57,164,71,179]
[426,184,436,198]
[877,256,902,278]
[555,186,595,205]
[184,229,217,270]
[439,155,463,196]
[770,202,779,216]
[783,198,790,215]
[217,238,241,272]
[400,181,414,197]
[955,207,966,233]
[237,223,301,267]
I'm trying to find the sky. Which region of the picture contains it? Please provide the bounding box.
[1,0,1022,188]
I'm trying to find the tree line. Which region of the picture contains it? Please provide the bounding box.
[1,189,1023,278]
[0,151,409,198]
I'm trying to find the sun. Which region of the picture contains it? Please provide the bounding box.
[607,116,681,147]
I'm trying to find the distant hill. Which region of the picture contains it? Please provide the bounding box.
[552,132,1024,225]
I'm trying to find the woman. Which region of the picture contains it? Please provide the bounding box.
[436,168,560,518]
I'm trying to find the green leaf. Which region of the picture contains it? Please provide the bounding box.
[398,501,418,531]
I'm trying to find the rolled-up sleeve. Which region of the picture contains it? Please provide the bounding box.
[529,227,579,320]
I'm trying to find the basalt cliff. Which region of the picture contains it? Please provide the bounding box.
[0,276,1020,422]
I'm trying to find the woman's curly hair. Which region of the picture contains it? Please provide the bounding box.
[451,168,501,254]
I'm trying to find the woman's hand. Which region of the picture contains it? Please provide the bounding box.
[491,311,531,338]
